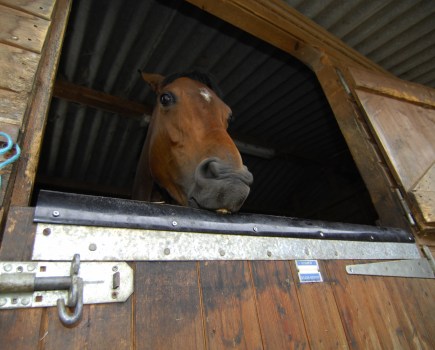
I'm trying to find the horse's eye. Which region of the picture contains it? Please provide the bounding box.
[160,92,176,107]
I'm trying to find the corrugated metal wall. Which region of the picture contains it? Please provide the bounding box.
[36,0,386,223]
[284,0,435,88]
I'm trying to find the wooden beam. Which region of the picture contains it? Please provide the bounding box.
[186,0,389,75]
[53,79,152,117]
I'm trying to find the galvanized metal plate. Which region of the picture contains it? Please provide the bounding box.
[346,259,435,279]
[0,261,133,309]
[32,224,421,261]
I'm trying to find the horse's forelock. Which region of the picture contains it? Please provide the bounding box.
[161,71,223,98]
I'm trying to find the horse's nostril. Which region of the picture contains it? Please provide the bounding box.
[198,159,220,179]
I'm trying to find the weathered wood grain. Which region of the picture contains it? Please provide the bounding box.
[290,260,349,349]
[199,261,263,349]
[356,90,435,193]
[0,206,36,259]
[41,298,133,350]
[135,261,204,350]
[0,90,29,124]
[349,67,435,108]
[0,43,40,94]
[250,261,309,349]
[11,0,71,207]
[411,162,435,226]
[0,207,42,350]
[0,5,50,53]
[326,260,435,349]
[0,0,55,20]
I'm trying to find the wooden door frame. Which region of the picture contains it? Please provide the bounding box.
[186,0,411,231]
[0,0,72,234]
[2,0,413,237]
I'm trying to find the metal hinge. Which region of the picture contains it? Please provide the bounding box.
[0,255,134,325]
[346,246,435,279]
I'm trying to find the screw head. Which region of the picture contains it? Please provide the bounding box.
[164,248,171,255]
[219,248,225,257]
[172,221,177,226]
[52,210,60,217]
[89,243,97,251]
[253,226,258,232]
[42,228,51,236]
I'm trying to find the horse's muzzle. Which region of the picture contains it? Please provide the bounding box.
[188,157,253,213]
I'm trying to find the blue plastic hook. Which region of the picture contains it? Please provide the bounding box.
[0,132,21,188]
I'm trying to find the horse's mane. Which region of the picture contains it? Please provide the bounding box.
[161,71,223,98]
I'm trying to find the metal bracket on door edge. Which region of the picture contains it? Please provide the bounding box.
[0,255,134,325]
[346,246,435,279]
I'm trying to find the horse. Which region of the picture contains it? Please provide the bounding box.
[133,71,253,213]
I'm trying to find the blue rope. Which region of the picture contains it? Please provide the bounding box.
[0,132,21,189]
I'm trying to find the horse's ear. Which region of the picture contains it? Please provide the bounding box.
[140,71,165,93]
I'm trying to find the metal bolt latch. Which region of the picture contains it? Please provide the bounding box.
[0,255,84,326]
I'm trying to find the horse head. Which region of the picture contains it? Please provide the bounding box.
[133,71,253,213]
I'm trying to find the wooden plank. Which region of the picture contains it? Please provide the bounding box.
[186,0,387,74]
[326,260,435,349]
[0,0,56,20]
[0,207,43,350]
[199,261,263,349]
[53,80,152,118]
[0,120,19,142]
[315,58,410,230]
[11,0,71,207]
[0,173,11,206]
[356,90,435,192]
[250,261,309,349]
[0,90,29,124]
[135,261,204,350]
[40,298,133,350]
[0,43,40,94]
[349,67,435,108]
[0,5,51,53]
[411,162,435,226]
[0,206,36,259]
[289,260,349,349]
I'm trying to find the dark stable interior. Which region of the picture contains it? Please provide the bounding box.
[35,0,378,225]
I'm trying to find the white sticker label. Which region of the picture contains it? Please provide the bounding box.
[296,260,323,283]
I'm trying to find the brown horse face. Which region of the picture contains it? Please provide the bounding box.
[142,73,253,213]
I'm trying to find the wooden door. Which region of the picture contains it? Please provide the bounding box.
[347,67,435,236]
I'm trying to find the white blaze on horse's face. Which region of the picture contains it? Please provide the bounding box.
[199,87,212,103]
